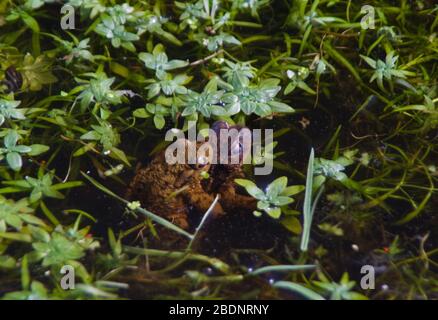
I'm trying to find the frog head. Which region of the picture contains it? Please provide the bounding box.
[210,121,252,167]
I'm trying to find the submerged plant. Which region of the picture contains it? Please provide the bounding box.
[181,84,224,118]
[0,130,48,171]
[314,273,367,300]
[236,177,303,219]
[76,72,125,112]
[19,54,57,91]
[360,51,414,92]
[139,44,189,79]
[0,98,25,125]
[95,15,139,52]
[0,197,42,231]
[133,103,173,130]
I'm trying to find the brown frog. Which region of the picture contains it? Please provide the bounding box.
[126,122,256,246]
[126,139,224,231]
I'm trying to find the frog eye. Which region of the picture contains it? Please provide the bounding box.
[230,140,241,156]
[188,155,210,169]
[197,155,210,168]
[194,142,213,169]
[211,121,230,137]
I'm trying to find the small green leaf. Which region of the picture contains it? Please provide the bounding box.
[253,210,262,217]
[0,255,16,269]
[6,152,22,171]
[28,144,49,156]
[165,59,189,70]
[4,131,19,149]
[154,114,166,129]
[20,11,40,33]
[235,179,265,200]
[133,108,150,118]
[268,101,295,113]
[281,185,305,196]
[109,147,130,166]
[266,176,288,198]
[80,131,100,141]
[281,216,302,234]
[265,207,282,219]
[271,196,294,206]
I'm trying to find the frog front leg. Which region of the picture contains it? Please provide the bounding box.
[218,182,257,213]
[185,181,225,217]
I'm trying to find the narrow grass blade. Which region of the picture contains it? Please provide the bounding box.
[63,209,97,223]
[135,206,193,240]
[0,232,32,242]
[40,200,60,226]
[300,148,314,252]
[124,246,231,274]
[250,264,316,276]
[273,281,325,300]
[396,162,434,224]
[186,194,220,251]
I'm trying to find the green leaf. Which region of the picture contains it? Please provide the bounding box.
[165,59,189,70]
[234,178,256,188]
[5,214,22,230]
[0,255,16,269]
[4,131,19,149]
[271,196,294,206]
[28,144,49,156]
[281,216,302,234]
[6,152,22,171]
[235,179,266,200]
[0,232,31,242]
[301,148,314,252]
[253,210,262,217]
[281,185,305,196]
[257,201,270,210]
[29,189,43,203]
[182,106,196,116]
[33,233,85,267]
[13,145,32,154]
[265,207,282,219]
[318,223,344,236]
[20,11,40,33]
[21,254,30,289]
[80,131,100,141]
[154,114,166,129]
[20,214,46,227]
[268,101,295,113]
[29,226,50,242]
[266,176,288,198]
[360,55,377,68]
[133,108,150,118]
[109,147,130,166]
[251,264,315,275]
[21,54,57,91]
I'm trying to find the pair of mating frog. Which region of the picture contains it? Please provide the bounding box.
[126,121,257,244]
